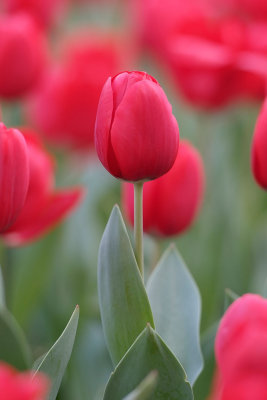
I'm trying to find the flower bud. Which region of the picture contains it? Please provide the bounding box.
[0,14,47,99]
[95,71,179,181]
[122,140,204,236]
[0,123,29,232]
[251,99,267,189]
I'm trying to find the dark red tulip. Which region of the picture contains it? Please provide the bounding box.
[2,128,84,246]
[0,14,47,99]
[26,32,132,151]
[0,362,49,400]
[0,123,29,233]
[95,71,179,182]
[3,0,68,29]
[122,140,204,235]
[251,99,267,189]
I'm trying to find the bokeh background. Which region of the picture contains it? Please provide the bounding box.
[1,0,267,399]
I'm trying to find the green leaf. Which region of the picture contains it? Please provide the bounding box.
[104,325,193,400]
[34,306,79,400]
[0,266,5,309]
[146,245,203,386]
[98,205,154,365]
[0,307,31,370]
[123,371,158,400]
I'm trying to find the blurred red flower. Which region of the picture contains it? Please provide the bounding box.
[26,31,134,151]
[251,98,267,189]
[130,0,267,109]
[0,13,47,99]
[3,0,68,29]
[0,362,48,400]
[2,128,84,246]
[0,123,29,233]
[122,140,204,236]
[209,294,267,400]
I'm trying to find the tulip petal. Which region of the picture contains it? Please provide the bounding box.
[95,77,122,177]
[3,188,84,246]
[110,80,179,181]
[0,125,29,232]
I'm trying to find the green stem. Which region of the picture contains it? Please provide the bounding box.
[134,181,144,279]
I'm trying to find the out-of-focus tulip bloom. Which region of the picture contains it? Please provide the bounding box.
[2,128,84,246]
[122,140,204,235]
[129,0,210,52]
[209,294,267,400]
[213,0,267,22]
[251,99,267,189]
[0,123,29,233]
[165,17,267,109]
[4,0,68,29]
[0,14,47,99]
[26,32,132,151]
[95,71,179,182]
[0,362,48,400]
[130,0,267,109]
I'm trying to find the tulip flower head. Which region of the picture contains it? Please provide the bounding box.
[210,294,267,400]
[95,71,179,181]
[122,140,204,236]
[2,128,84,246]
[0,123,29,233]
[0,14,47,99]
[251,99,267,189]
[0,362,49,400]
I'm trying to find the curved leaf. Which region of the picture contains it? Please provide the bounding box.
[104,325,193,400]
[34,306,79,400]
[147,245,203,385]
[98,205,154,365]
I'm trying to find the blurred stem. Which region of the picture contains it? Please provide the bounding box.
[134,182,144,279]
[1,247,14,308]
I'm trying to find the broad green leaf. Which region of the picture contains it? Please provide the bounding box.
[104,325,193,400]
[98,205,154,365]
[0,307,31,370]
[0,267,5,308]
[147,245,203,386]
[123,371,158,400]
[224,288,239,310]
[34,306,79,400]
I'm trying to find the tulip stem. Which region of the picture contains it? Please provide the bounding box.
[134,181,144,279]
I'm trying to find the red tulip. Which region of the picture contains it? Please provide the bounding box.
[2,128,84,246]
[0,14,47,99]
[26,32,132,151]
[95,71,179,181]
[0,123,29,233]
[122,140,204,235]
[164,17,267,109]
[251,99,267,189]
[0,362,48,400]
[210,294,267,400]
[3,0,68,29]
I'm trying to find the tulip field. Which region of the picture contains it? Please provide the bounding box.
[0,1,267,399]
